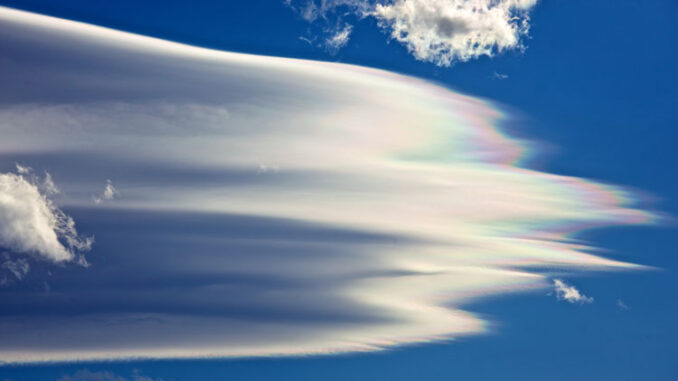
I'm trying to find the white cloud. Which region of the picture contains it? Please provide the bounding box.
[0,166,91,263]
[287,0,538,66]
[374,0,537,66]
[553,279,593,304]
[103,180,118,200]
[93,179,119,204]
[325,24,353,53]
[617,299,629,310]
[0,7,655,362]
[15,163,31,174]
[493,71,509,80]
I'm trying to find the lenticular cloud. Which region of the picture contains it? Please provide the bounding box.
[0,7,654,363]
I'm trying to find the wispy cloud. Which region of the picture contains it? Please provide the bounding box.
[617,299,629,310]
[492,71,509,80]
[553,279,593,304]
[15,163,31,174]
[43,172,60,195]
[325,24,353,53]
[1,255,29,284]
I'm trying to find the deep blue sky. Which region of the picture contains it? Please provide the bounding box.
[0,0,676,380]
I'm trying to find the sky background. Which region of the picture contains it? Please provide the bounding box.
[0,0,677,380]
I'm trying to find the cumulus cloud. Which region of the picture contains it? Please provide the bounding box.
[287,0,538,66]
[553,279,593,304]
[93,179,119,204]
[374,0,536,66]
[0,165,91,263]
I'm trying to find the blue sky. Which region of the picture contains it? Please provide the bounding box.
[0,0,676,380]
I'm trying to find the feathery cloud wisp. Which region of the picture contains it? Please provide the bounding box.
[493,72,509,80]
[325,24,353,53]
[1,256,29,283]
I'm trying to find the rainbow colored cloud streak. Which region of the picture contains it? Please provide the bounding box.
[0,6,656,363]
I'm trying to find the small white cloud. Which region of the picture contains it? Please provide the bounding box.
[15,163,31,174]
[553,279,593,304]
[617,299,629,310]
[492,71,509,80]
[103,179,118,200]
[325,25,353,53]
[93,179,119,204]
[0,168,91,263]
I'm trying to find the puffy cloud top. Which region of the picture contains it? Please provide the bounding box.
[375,0,537,66]
[288,0,538,66]
[0,167,91,263]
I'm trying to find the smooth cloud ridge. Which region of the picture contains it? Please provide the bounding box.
[0,6,654,363]
[0,166,91,263]
[288,0,538,66]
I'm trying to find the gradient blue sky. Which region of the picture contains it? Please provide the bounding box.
[0,0,677,380]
